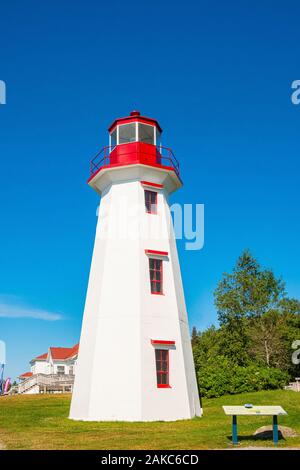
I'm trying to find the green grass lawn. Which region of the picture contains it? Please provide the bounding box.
[0,390,299,450]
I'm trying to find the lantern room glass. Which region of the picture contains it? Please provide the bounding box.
[156,130,162,149]
[110,128,117,149]
[109,122,160,148]
[138,123,155,145]
[119,123,136,144]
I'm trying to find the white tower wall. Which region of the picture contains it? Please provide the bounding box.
[70,165,202,421]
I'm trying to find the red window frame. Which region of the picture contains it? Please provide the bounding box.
[155,349,170,388]
[149,258,163,294]
[144,190,157,214]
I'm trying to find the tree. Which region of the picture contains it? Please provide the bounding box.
[244,298,299,369]
[191,250,300,397]
[192,325,221,370]
[191,326,198,347]
[277,298,300,373]
[247,309,286,367]
[214,250,285,366]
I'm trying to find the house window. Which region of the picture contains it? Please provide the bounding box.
[155,349,169,387]
[57,366,65,375]
[144,190,157,214]
[69,366,74,375]
[149,258,163,294]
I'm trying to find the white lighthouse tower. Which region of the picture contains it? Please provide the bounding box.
[70,111,201,421]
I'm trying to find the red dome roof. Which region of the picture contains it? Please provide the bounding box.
[108,110,162,133]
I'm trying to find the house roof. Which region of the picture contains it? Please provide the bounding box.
[19,372,33,378]
[30,343,79,364]
[35,352,48,361]
[50,344,79,360]
[67,343,79,359]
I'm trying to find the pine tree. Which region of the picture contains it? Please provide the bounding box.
[191,326,198,346]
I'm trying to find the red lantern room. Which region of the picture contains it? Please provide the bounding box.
[88,111,181,191]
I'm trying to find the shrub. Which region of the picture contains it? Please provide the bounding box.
[197,356,289,398]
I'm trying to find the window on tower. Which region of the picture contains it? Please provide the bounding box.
[144,190,157,214]
[118,123,136,144]
[149,258,163,294]
[138,123,155,145]
[155,349,169,387]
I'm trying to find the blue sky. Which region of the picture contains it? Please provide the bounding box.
[0,1,300,380]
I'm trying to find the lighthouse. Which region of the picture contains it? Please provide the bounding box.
[70,111,202,421]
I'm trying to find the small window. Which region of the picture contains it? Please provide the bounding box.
[57,366,65,375]
[69,366,74,375]
[155,349,169,387]
[149,258,163,294]
[144,190,157,214]
[139,123,154,145]
[110,129,117,150]
[119,123,136,144]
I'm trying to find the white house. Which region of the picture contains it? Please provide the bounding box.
[18,344,78,394]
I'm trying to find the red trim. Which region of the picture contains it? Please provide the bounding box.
[145,249,168,256]
[151,340,175,345]
[157,384,172,389]
[141,181,164,189]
